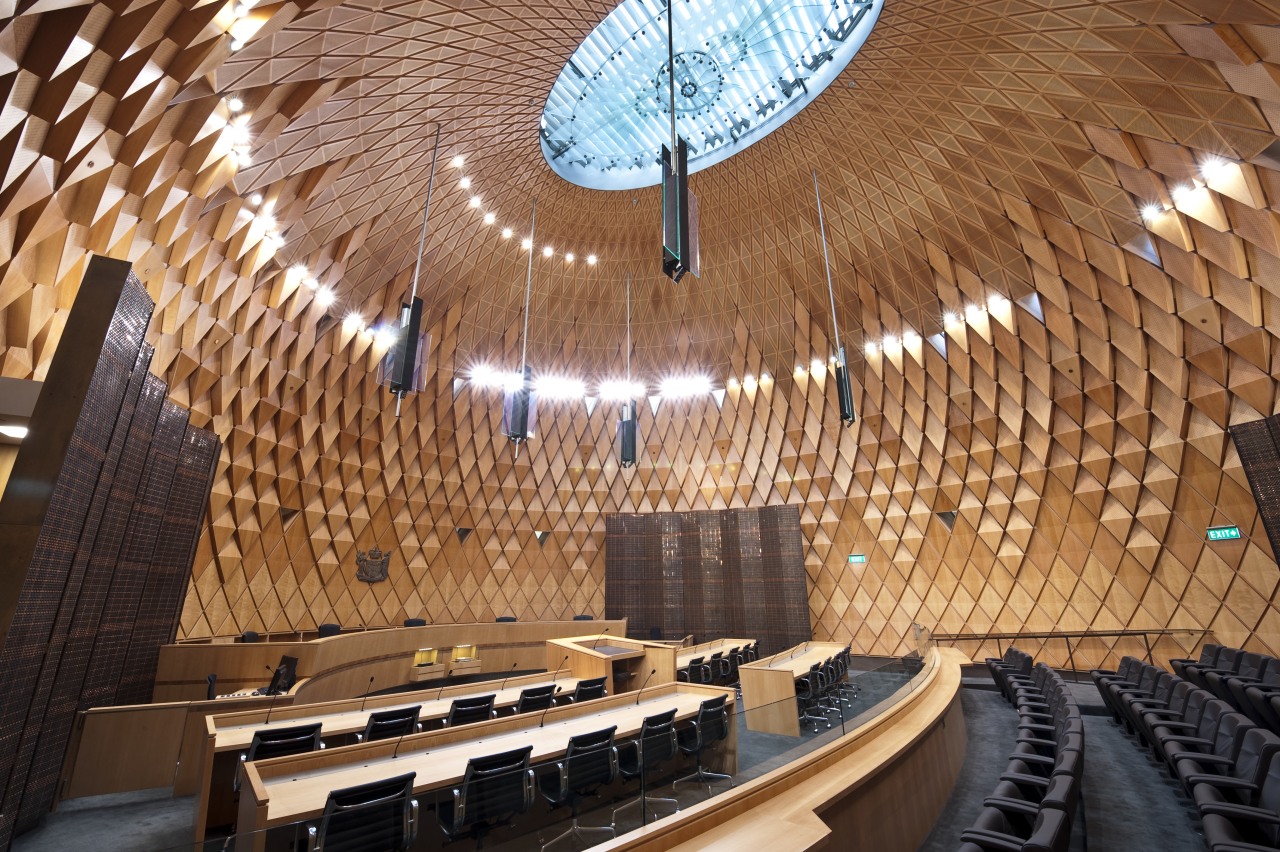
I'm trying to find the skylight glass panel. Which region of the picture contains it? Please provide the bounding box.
[542,0,884,190]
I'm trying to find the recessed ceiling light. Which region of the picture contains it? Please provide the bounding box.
[502,228,513,239]
[521,237,532,250]
[459,177,472,190]
[565,252,574,263]
[249,193,263,205]
[483,212,496,225]
[542,245,554,257]
[1141,204,1163,222]
[469,196,481,208]
[450,155,465,168]
[227,97,244,112]
[315,286,335,308]
[586,254,597,265]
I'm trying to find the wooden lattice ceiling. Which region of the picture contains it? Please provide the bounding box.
[1,0,1279,663]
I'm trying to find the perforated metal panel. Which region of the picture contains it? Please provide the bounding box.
[605,505,810,653]
[1230,417,1280,559]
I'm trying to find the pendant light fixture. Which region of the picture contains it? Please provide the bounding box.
[814,170,856,425]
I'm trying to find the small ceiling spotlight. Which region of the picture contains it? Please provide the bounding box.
[1171,184,1194,204]
[459,177,472,190]
[450,155,465,168]
[469,196,481,208]
[1141,204,1163,222]
[565,252,575,263]
[795,365,807,376]
[542,245,554,257]
[235,150,252,167]
[864,341,879,356]
[660,375,713,398]
[600,379,646,400]
[965,304,984,323]
[521,237,532,250]
[229,38,244,51]
[760,372,772,383]
[901,330,920,346]
[227,97,244,112]
[586,254,597,265]
[249,193,263,205]
[483,212,496,225]
[942,311,959,326]
[343,312,363,331]
[986,294,1008,310]
[315,286,335,308]
[727,377,740,389]
[534,375,586,400]
[502,228,513,239]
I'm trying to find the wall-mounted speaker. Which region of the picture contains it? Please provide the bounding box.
[502,366,537,445]
[388,296,424,396]
[662,138,699,282]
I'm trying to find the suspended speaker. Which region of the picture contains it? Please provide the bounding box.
[387,296,424,396]
[618,400,638,468]
[502,366,537,444]
[835,346,856,425]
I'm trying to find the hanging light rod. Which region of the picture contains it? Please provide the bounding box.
[502,198,539,457]
[813,169,856,425]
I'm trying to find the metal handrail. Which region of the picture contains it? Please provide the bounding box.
[931,627,1214,672]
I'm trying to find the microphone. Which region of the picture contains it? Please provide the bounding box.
[537,691,558,729]
[263,666,282,724]
[550,655,570,684]
[635,668,657,705]
[391,719,414,759]
[592,626,611,650]
[498,662,519,693]
[360,675,375,712]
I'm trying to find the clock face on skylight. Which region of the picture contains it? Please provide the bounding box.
[541,0,883,191]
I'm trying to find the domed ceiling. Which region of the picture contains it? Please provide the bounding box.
[0,0,1278,658]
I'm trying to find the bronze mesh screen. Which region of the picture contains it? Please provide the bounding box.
[605,505,810,654]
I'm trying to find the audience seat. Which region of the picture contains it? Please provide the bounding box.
[403,617,426,627]
[317,623,341,638]
[307,772,417,852]
[438,746,535,847]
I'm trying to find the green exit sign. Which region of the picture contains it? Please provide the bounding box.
[1207,525,1242,541]
[848,554,867,564]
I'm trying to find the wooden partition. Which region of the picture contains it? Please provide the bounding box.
[61,693,290,801]
[154,619,627,701]
[738,642,846,736]
[546,634,677,694]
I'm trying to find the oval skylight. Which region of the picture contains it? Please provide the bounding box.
[541,0,884,191]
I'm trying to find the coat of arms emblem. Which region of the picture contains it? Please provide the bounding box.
[355,546,391,583]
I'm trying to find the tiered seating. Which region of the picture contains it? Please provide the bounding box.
[959,652,1083,851]
[1092,649,1280,851]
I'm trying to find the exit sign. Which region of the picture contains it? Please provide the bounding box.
[848,554,867,564]
[1207,525,1242,541]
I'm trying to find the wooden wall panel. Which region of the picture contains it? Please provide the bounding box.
[0,0,1273,727]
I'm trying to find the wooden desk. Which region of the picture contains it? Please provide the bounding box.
[195,672,579,843]
[738,642,846,736]
[676,639,754,669]
[547,635,677,694]
[235,683,735,851]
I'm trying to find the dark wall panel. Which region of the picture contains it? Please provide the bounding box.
[605,505,810,654]
[1232,416,1280,558]
[0,257,220,849]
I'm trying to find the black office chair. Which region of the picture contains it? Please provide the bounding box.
[403,617,427,627]
[674,694,733,791]
[317,623,341,638]
[438,746,535,848]
[495,616,518,623]
[235,723,324,791]
[538,726,619,851]
[241,630,260,643]
[515,684,558,715]
[648,626,663,641]
[306,771,417,852]
[445,694,497,727]
[561,676,607,704]
[612,708,681,828]
[573,614,594,621]
[678,656,712,685]
[358,705,421,742]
